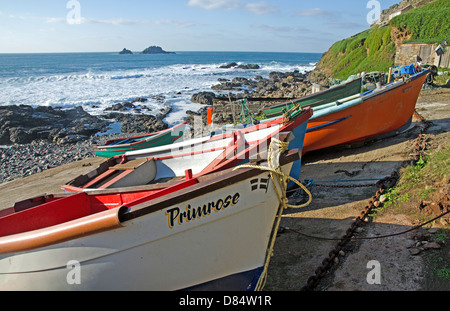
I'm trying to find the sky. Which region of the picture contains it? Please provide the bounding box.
[0,0,401,53]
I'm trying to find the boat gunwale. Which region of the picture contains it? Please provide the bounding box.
[262,77,362,111]
[360,69,429,101]
[309,69,430,120]
[93,121,187,151]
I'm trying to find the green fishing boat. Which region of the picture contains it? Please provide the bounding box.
[260,77,362,119]
[93,122,187,157]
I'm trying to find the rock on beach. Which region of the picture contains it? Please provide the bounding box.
[189,69,313,130]
[208,70,310,99]
[0,105,110,145]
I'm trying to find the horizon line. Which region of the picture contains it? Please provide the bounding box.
[0,50,325,55]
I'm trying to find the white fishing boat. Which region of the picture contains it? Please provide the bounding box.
[0,145,307,291]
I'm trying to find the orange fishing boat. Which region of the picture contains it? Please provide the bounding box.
[303,69,429,154]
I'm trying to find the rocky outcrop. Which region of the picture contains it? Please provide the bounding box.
[210,70,310,99]
[102,98,170,134]
[102,112,169,134]
[119,48,133,55]
[0,105,110,145]
[141,46,175,54]
[186,69,314,132]
[191,92,216,106]
[0,100,173,146]
[219,62,260,70]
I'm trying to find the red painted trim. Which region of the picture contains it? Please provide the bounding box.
[0,193,93,238]
[0,177,198,238]
[123,178,199,209]
[152,145,229,161]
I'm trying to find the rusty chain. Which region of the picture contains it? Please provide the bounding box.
[313,183,377,189]
[298,109,431,291]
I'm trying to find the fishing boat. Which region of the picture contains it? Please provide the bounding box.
[302,69,429,153]
[0,145,304,291]
[260,77,362,119]
[63,106,313,192]
[93,122,187,157]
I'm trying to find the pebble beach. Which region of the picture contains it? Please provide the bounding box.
[0,140,96,184]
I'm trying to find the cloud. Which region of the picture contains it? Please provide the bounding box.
[295,8,338,18]
[45,17,66,23]
[89,18,149,26]
[8,14,30,20]
[187,0,241,11]
[46,16,198,29]
[46,17,149,25]
[187,0,278,15]
[251,24,306,33]
[154,19,196,28]
[245,2,279,15]
[325,21,365,29]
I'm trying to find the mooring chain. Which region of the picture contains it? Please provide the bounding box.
[298,109,433,291]
[299,187,387,291]
[313,183,376,189]
[412,110,433,163]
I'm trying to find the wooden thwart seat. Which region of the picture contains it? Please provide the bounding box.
[83,158,157,190]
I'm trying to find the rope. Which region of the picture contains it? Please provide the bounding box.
[236,99,256,125]
[232,138,313,291]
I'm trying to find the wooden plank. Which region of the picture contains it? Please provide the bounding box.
[110,158,149,170]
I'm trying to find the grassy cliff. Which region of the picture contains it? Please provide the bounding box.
[390,0,450,44]
[312,0,449,81]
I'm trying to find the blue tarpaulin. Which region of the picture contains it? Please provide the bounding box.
[400,64,417,75]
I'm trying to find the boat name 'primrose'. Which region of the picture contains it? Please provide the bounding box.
[165,193,240,229]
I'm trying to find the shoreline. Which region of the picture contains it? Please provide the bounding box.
[0,69,446,186]
[0,67,315,184]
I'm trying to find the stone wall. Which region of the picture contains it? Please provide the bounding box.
[395,43,450,68]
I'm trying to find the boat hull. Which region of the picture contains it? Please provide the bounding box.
[93,122,187,157]
[303,71,429,154]
[0,157,296,291]
[262,77,362,118]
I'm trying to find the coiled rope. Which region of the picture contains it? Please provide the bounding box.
[233,138,312,290]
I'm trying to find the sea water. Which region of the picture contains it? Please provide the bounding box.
[0,51,321,126]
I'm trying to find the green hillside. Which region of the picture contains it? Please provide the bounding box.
[314,0,449,80]
[390,0,450,44]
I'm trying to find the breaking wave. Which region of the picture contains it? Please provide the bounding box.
[0,53,318,125]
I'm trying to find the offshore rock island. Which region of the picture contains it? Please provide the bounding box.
[141,46,175,54]
[119,48,133,55]
[118,46,176,55]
